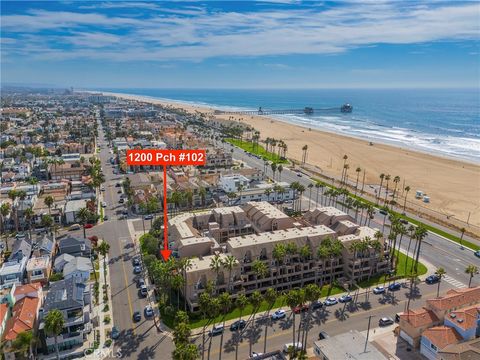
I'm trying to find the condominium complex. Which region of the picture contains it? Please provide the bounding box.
[169,202,389,311]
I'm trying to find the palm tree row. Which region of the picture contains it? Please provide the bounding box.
[289,181,306,212]
[265,137,288,159]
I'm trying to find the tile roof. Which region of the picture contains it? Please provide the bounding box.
[3,297,39,341]
[14,283,41,298]
[422,326,463,350]
[427,286,480,311]
[438,338,480,360]
[400,307,440,328]
[447,304,480,331]
[0,303,8,321]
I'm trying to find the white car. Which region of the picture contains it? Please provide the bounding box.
[324,297,338,306]
[271,309,286,320]
[373,286,386,295]
[101,201,107,208]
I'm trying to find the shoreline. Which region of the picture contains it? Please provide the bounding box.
[92,89,479,166]
[87,90,480,228]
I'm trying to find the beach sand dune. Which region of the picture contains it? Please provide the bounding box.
[101,92,480,231]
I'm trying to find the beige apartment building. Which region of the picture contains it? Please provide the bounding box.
[170,202,389,311]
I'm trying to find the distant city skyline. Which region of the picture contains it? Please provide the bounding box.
[1,1,479,89]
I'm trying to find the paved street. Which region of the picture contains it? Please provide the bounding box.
[95,123,173,360]
[84,135,479,359]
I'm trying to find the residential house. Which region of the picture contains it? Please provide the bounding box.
[57,236,91,258]
[0,258,28,288]
[64,199,88,224]
[38,278,92,355]
[63,257,92,283]
[26,256,51,285]
[420,326,463,360]
[437,337,480,360]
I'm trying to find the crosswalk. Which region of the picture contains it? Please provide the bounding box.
[442,275,467,289]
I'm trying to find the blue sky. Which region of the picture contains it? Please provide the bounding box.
[1,1,479,89]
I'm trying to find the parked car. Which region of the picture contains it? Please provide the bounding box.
[251,352,263,359]
[84,223,93,229]
[136,278,145,288]
[311,300,323,310]
[111,326,120,339]
[100,186,105,192]
[339,295,352,303]
[104,215,109,221]
[209,325,224,336]
[474,250,480,258]
[68,224,81,231]
[388,282,401,291]
[293,304,309,314]
[400,219,409,225]
[144,214,154,220]
[133,266,142,274]
[119,198,125,204]
[101,201,107,208]
[379,209,388,216]
[115,183,121,187]
[426,274,440,284]
[324,297,338,306]
[318,331,329,340]
[144,305,154,317]
[271,309,286,320]
[379,317,394,326]
[373,286,385,295]
[229,319,246,331]
[139,285,148,297]
[133,311,141,322]
[132,258,141,266]
[118,214,127,220]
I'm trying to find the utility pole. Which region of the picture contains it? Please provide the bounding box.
[364,315,375,352]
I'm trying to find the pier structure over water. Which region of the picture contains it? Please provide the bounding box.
[214,103,352,116]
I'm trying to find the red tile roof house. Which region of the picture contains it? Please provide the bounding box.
[398,286,480,349]
[420,326,463,360]
[1,284,43,360]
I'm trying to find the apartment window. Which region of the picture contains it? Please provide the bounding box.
[32,269,43,276]
[430,343,437,351]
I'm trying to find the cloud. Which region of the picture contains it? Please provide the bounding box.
[1,2,479,63]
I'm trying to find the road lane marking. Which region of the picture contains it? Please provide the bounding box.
[119,224,136,335]
[207,290,439,356]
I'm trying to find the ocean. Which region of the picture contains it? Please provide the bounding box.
[96,88,480,163]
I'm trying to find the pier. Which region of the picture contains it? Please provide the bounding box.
[214,103,352,116]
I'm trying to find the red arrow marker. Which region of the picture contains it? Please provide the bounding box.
[160,165,171,261]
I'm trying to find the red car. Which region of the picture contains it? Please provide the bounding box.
[84,224,94,229]
[293,304,309,314]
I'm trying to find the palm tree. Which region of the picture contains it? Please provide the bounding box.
[41,214,54,233]
[1,203,11,250]
[328,239,343,294]
[97,241,110,285]
[285,289,302,357]
[44,309,65,360]
[252,259,268,289]
[301,284,322,351]
[217,292,232,360]
[199,292,212,360]
[314,182,322,206]
[24,207,35,240]
[434,267,446,297]
[222,255,238,293]
[264,188,273,202]
[413,225,428,274]
[392,176,401,202]
[262,288,277,353]
[383,174,391,206]
[234,294,248,360]
[301,145,308,164]
[404,225,416,273]
[465,265,478,287]
[377,173,385,204]
[248,290,263,330]
[209,254,223,293]
[270,162,277,180]
[10,330,34,359]
[44,195,55,214]
[296,184,306,212]
[354,167,362,195]
[403,185,411,211]
[278,164,283,181]
[198,186,207,207]
[316,245,329,287]
[8,190,19,231]
[77,207,91,239]
[179,257,193,311]
[459,227,466,248]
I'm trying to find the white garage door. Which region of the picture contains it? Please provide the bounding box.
[400,330,414,346]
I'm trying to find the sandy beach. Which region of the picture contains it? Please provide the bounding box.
[100,91,480,230]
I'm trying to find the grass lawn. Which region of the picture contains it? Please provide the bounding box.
[100,207,104,222]
[226,138,288,164]
[90,271,100,282]
[357,251,427,288]
[162,284,345,329]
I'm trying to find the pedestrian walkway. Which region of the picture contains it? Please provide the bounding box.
[442,275,468,289]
